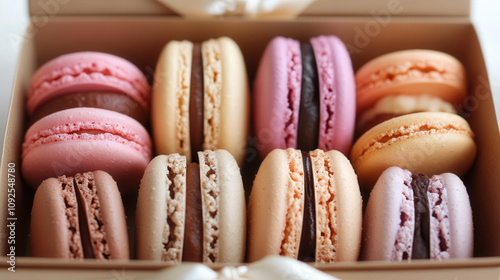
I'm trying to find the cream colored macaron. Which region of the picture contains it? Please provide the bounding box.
[247,148,362,263]
[135,150,246,263]
[152,37,250,166]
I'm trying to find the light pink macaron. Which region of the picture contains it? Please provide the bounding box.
[27,51,150,124]
[22,107,152,192]
[253,36,356,159]
[361,166,473,261]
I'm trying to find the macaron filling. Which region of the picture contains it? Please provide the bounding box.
[189,43,205,162]
[297,43,320,151]
[182,162,203,262]
[30,92,148,126]
[411,174,431,259]
[298,151,317,262]
[58,172,110,259]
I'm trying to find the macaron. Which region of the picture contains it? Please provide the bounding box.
[30,170,129,259]
[361,166,473,261]
[152,37,250,166]
[355,49,467,115]
[350,112,476,189]
[135,150,246,263]
[253,36,356,159]
[21,107,152,192]
[27,51,150,125]
[247,148,362,263]
[356,94,457,136]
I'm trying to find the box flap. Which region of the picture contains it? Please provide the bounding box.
[29,0,470,18]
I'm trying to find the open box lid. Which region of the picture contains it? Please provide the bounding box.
[29,0,470,18]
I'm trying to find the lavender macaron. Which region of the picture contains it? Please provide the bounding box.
[361,166,473,261]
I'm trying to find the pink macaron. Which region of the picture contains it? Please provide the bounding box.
[361,166,473,261]
[253,36,356,158]
[27,51,150,125]
[21,107,152,192]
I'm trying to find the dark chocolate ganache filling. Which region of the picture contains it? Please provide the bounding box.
[298,151,316,262]
[411,174,431,260]
[297,43,320,151]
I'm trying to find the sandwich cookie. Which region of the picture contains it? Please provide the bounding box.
[152,37,250,166]
[248,148,362,263]
[350,112,476,189]
[135,150,246,263]
[30,171,129,259]
[362,166,473,261]
[27,51,150,125]
[253,36,356,159]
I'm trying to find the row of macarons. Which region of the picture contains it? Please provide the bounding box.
[21,35,476,192]
[30,148,473,263]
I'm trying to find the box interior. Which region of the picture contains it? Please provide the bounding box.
[1,14,500,279]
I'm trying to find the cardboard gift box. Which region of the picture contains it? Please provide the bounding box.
[1,0,500,278]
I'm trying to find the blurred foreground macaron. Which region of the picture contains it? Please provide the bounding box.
[362,167,473,261]
[253,36,356,158]
[248,148,362,263]
[27,51,150,125]
[135,150,246,263]
[152,37,250,166]
[350,112,476,189]
[30,171,129,259]
[21,107,152,192]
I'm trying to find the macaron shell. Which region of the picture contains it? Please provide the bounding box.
[361,166,414,261]
[254,37,302,159]
[324,150,362,261]
[30,178,76,258]
[27,51,150,116]
[311,36,355,155]
[247,149,304,262]
[440,173,474,258]
[215,37,250,166]
[22,108,152,192]
[351,112,476,189]
[214,149,246,262]
[356,49,467,114]
[152,41,193,158]
[93,170,129,259]
[135,154,187,261]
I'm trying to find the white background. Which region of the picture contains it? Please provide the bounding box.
[0,0,499,154]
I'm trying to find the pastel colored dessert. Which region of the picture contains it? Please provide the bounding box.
[253,36,356,158]
[350,112,476,189]
[27,51,150,125]
[355,49,467,115]
[21,107,152,192]
[247,148,362,263]
[147,256,339,280]
[152,37,250,166]
[30,171,129,259]
[356,95,457,136]
[362,166,473,261]
[135,150,246,263]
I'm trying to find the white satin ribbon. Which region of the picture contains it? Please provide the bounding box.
[156,0,316,19]
[141,256,340,280]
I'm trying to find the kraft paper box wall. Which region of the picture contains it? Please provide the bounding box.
[1,0,500,279]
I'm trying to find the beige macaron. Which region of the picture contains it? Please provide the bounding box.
[247,148,362,263]
[152,37,250,166]
[135,149,246,263]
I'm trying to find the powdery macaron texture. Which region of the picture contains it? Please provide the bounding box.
[22,107,152,192]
